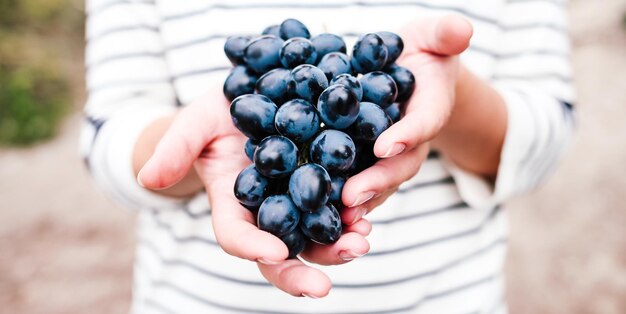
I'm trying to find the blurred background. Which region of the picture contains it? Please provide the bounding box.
[0,0,625,313]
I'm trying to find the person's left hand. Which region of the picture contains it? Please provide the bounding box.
[341,15,473,225]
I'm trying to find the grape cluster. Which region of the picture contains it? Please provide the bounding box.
[225,19,415,258]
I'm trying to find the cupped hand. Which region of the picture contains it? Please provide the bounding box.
[341,15,473,225]
[137,89,369,298]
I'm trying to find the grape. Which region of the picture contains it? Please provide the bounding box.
[317,84,359,129]
[234,164,271,207]
[224,36,252,66]
[226,22,414,249]
[258,195,300,237]
[351,33,388,73]
[289,64,329,103]
[316,52,352,81]
[230,94,278,141]
[377,31,404,67]
[288,164,331,212]
[244,139,258,161]
[224,66,258,101]
[279,18,311,39]
[311,33,347,63]
[254,135,299,178]
[309,130,356,173]
[360,71,398,109]
[280,37,317,68]
[386,64,416,103]
[330,74,363,101]
[255,68,293,105]
[280,227,308,258]
[300,203,342,245]
[274,99,320,143]
[244,35,284,74]
[348,102,392,141]
[262,25,281,37]
[384,102,402,123]
[329,175,346,209]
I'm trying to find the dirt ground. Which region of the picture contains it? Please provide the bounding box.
[1,1,625,313]
[505,1,626,313]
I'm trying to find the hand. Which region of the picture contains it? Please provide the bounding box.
[137,88,370,298]
[341,15,473,225]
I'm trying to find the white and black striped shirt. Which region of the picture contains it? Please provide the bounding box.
[80,0,575,313]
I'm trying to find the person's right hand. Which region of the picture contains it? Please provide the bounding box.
[137,88,371,298]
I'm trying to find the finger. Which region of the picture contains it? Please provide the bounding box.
[343,218,372,236]
[361,189,397,214]
[374,55,457,157]
[399,14,473,57]
[138,107,212,189]
[342,144,429,208]
[258,259,332,298]
[206,158,289,264]
[138,91,227,189]
[299,232,370,265]
[341,190,395,226]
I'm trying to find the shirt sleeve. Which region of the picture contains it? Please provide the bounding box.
[79,0,187,211]
[447,0,577,209]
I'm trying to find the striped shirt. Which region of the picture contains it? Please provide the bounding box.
[80,0,576,313]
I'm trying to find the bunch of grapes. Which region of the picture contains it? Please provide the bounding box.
[225,19,415,258]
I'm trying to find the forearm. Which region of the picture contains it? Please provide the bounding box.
[133,113,204,197]
[432,65,507,180]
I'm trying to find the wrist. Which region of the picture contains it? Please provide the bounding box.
[431,64,471,147]
[431,64,507,179]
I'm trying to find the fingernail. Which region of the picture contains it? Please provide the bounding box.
[339,250,364,261]
[350,191,375,207]
[257,258,281,265]
[382,143,406,158]
[302,293,319,299]
[137,170,146,188]
[350,207,367,225]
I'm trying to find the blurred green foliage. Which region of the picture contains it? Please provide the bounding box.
[0,0,83,33]
[0,0,83,146]
[0,57,70,145]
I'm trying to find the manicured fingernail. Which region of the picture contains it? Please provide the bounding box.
[350,191,375,207]
[350,207,367,225]
[257,258,281,265]
[382,143,406,158]
[339,250,364,261]
[302,293,319,299]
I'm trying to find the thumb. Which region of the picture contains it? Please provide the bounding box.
[400,14,473,57]
[138,93,224,190]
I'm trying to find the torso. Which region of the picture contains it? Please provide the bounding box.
[129,1,509,313]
